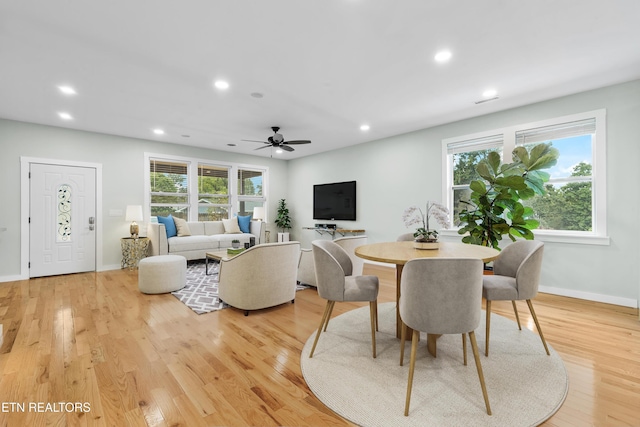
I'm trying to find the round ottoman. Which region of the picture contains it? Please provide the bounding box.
[138,255,186,294]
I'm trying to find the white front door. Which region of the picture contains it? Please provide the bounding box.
[29,163,97,277]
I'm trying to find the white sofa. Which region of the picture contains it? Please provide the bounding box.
[147,220,263,261]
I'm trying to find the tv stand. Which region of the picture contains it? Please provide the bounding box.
[303,227,365,238]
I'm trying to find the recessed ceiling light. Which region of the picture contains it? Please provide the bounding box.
[483,89,498,98]
[360,124,370,131]
[58,85,76,95]
[275,149,283,154]
[434,50,452,63]
[58,112,73,120]
[153,129,165,135]
[214,80,229,90]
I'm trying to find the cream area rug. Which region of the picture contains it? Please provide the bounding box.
[300,302,568,427]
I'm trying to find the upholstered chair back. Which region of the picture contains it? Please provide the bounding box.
[493,240,544,300]
[396,233,414,242]
[400,258,483,335]
[333,235,368,276]
[312,240,353,301]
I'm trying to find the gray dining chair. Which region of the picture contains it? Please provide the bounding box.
[333,235,368,276]
[483,240,549,356]
[309,240,379,358]
[399,258,491,416]
[396,233,414,242]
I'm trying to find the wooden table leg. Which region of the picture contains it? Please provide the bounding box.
[427,334,441,357]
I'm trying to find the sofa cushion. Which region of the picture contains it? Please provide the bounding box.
[204,221,225,235]
[173,217,192,236]
[237,215,252,233]
[188,222,205,235]
[158,215,177,238]
[168,235,219,252]
[223,217,242,234]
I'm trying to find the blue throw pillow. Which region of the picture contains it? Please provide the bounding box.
[237,214,252,233]
[157,215,177,238]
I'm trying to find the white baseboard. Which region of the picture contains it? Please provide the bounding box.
[99,264,123,271]
[0,274,27,283]
[539,285,637,308]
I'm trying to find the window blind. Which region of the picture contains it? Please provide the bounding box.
[447,134,503,155]
[516,118,596,145]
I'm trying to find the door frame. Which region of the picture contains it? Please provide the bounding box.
[20,157,103,280]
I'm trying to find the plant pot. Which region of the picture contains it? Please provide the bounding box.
[232,242,240,249]
[278,232,290,242]
[413,239,439,250]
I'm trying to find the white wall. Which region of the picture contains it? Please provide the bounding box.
[288,80,640,307]
[0,119,289,279]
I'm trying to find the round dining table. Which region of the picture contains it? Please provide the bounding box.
[355,241,500,356]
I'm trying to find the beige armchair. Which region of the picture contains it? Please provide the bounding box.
[218,241,301,316]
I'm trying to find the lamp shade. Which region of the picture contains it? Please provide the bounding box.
[125,205,144,222]
[253,206,265,221]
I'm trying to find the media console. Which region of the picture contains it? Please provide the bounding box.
[303,226,365,238]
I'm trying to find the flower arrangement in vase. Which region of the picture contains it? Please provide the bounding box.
[402,201,450,249]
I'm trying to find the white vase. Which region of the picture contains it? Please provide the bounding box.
[278,232,290,242]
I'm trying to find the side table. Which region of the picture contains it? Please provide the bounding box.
[121,237,150,269]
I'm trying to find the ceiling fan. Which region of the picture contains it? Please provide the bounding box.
[242,126,311,152]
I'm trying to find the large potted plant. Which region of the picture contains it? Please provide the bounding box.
[275,198,292,242]
[458,143,559,249]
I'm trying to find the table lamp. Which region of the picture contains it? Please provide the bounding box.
[125,205,143,238]
[253,206,265,222]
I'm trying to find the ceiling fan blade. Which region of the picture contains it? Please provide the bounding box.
[280,145,295,152]
[254,145,271,151]
[283,140,311,145]
[242,139,268,143]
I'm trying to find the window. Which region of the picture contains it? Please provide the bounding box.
[146,154,268,222]
[442,110,607,244]
[149,159,190,219]
[237,168,264,216]
[198,164,230,221]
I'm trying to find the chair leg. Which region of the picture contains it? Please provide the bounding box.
[485,300,491,357]
[375,301,379,331]
[469,331,492,415]
[526,299,550,355]
[309,301,332,358]
[400,319,406,366]
[462,333,467,366]
[369,301,377,358]
[404,329,420,416]
[323,301,336,332]
[512,300,521,330]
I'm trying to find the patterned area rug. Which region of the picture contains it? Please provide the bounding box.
[172,261,311,315]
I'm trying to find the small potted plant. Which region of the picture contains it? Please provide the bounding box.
[402,201,450,249]
[275,199,292,242]
[231,239,241,249]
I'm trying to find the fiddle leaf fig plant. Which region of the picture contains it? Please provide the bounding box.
[275,198,292,233]
[458,143,559,249]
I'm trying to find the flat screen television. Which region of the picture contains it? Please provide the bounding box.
[313,181,356,221]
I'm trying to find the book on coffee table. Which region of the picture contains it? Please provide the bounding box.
[227,248,245,255]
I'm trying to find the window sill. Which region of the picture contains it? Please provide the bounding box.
[439,229,610,246]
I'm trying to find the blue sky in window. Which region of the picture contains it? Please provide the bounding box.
[541,135,592,179]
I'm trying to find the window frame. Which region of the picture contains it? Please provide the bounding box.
[144,153,269,223]
[441,109,608,245]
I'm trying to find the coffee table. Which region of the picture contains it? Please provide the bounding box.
[205,250,231,275]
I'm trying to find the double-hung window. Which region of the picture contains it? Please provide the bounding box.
[149,159,190,219]
[198,164,230,221]
[442,110,607,244]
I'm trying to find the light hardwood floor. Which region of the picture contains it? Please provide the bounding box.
[0,264,638,426]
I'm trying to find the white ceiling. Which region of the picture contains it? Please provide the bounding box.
[1,1,640,159]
